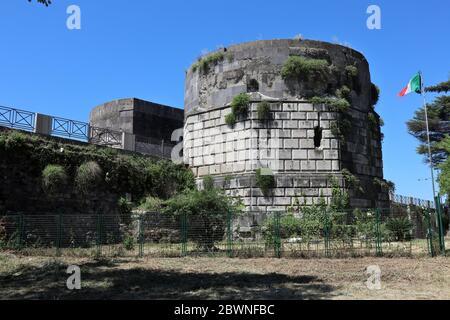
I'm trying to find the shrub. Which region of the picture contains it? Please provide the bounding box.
[335,86,351,101]
[262,214,302,245]
[163,186,242,251]
[309,96,350,112]
[192,52,224,74]
[42,164,67,193]
[373,178,396,193]
[281,56,329,81]
[386,217,413,241]
[138,196,163,212]
[255,168,276,196]
[225,113,236,127]
[231,93,250,116]
[371,83,380,106]
[256,101,271,121]
[345,65,358,77]
[330,118,352,141]
[123,234,135,251]
[75,161,103,194]
[202,175,215,191]
[118,197,133,223]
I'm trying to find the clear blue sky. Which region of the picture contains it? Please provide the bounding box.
[0,0,449,200]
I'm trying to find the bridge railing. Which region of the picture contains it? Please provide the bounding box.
[390,193,435,209]
[0,106,36,132]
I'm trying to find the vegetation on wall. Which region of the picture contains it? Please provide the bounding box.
[225,93,250,127]
[255,168,276,196]
[42,164,68,194]
[256,101,271,121]
[281,56,329,82]
[75,161,103,194]
[191,52,225,74]
[0,130,195,212]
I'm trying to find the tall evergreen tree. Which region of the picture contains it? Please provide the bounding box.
[407,77,450,165]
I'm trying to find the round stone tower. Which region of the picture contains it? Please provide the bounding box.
[184,39,389,212]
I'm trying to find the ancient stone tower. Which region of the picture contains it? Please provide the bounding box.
[183,39,389,212]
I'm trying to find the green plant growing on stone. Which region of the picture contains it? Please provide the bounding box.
[330,118,352,142]
[75,161,103,194]
[281,56,329,81]
[225,113,236,127]
[335,85,351,101]
[342,169,364,194]
[256,101,271,121]
[309,96,350,112]
[373,178,396,193]
[370,83,380,107]
[231,93,250,116]
[345,65,358,77]
[118,197,133,224]
[255,168,276,196]
[42,164,68,194]
[192,51,224,74]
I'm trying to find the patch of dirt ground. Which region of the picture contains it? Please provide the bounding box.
[0,253,449,300]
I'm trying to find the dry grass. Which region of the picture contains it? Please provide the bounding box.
[0,252,449,300]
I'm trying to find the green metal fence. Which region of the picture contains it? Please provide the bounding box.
[0,205,447,259]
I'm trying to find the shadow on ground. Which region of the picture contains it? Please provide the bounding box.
[0,260,336,300]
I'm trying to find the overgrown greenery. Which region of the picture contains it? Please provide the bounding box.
[163,180,242,251]
[0,130,195,213]
[75,161,103,194]
[407,77,450,165]
[225,93,250,127]
[192,52,225,74]
[309,96,350,113]
[281,56,329,82]
[255,168,276,196]
[256,101,271,121]
[42,165,68,194]
[385,217,413,242]
[28,0,51,6]
[437,136,450,198]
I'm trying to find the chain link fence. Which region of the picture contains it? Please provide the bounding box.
[0,206,447,259]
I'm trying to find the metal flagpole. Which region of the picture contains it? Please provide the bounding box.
[419,71,438,203]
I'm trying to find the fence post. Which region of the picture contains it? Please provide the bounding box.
[181,212,187,257]
[274,212,281,258]
[96,214,102,257]
[424,211,435,257]
[324,213,330,258]
[16,213,24,250]
[56,214,62,256]
[226,210,233,258]
[138,215,144,258]
[435,196,446,255]
[375,208,383,256]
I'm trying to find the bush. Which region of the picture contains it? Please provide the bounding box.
[163,186,242,251]
[309,96,350,112]
[42,164,67,193]
[118,197,133,223]
[386,217,413,241]
[371,83,380,106]
[255,168,276,196]
[262,214,303,245]
[192,52,224,74]
[256,101,271,121]
[345,65,358,77]
[231,93,250,116]
[138,196,163,212]
[281,56,329,81]
[225,113,237,127]
[75,161,103,194]
[123,234,135,251]
[202,175,215,191]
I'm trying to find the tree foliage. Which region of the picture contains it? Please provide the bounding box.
[407,76,450,165]
[28,0,51,6]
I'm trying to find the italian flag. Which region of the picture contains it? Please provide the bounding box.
[398,72,422,97]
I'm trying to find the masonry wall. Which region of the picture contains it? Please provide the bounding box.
[184,39,389,211]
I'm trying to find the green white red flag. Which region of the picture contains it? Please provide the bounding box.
[398,72,422,97]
